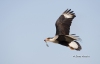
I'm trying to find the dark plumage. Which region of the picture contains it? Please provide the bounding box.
[44,9,82,51]
[55,9,76,35]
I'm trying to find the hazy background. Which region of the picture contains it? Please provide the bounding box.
[0,0,100,64]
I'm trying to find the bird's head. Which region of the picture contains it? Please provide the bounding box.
[44,37,54,47]
[44,37,53,42]
[44,36,58,47]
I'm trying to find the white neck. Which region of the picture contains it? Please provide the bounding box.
[49,38,56,42]
[49,35,58,43]
[49,39,58,43]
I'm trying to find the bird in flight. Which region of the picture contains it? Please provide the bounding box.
[44,9,82,51]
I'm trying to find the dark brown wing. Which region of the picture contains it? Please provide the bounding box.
[55,9,76,35]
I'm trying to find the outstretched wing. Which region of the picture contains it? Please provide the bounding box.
[55,9,76,35]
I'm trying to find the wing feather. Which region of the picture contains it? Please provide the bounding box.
[55,9,76,35]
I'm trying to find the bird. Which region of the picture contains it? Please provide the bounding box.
[44,9,82,51]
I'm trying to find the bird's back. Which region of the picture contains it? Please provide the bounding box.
[57,35,75,46]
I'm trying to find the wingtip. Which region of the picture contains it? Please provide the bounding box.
[64,9,71,13]
[62,9,76,18]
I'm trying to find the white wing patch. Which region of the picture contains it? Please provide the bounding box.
[63,13,73,18]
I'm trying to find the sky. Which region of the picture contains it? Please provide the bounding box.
[0,0,100,64]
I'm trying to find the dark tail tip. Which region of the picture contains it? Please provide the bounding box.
[75,41,82,51]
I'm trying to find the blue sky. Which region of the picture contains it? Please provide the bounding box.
[0,0,100,64]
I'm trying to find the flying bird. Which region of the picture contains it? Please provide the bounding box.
[44,9,82,51]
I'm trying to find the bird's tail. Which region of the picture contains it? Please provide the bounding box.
[75,41,82,51]
[69,41,82,51]
[66,34,82,51]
